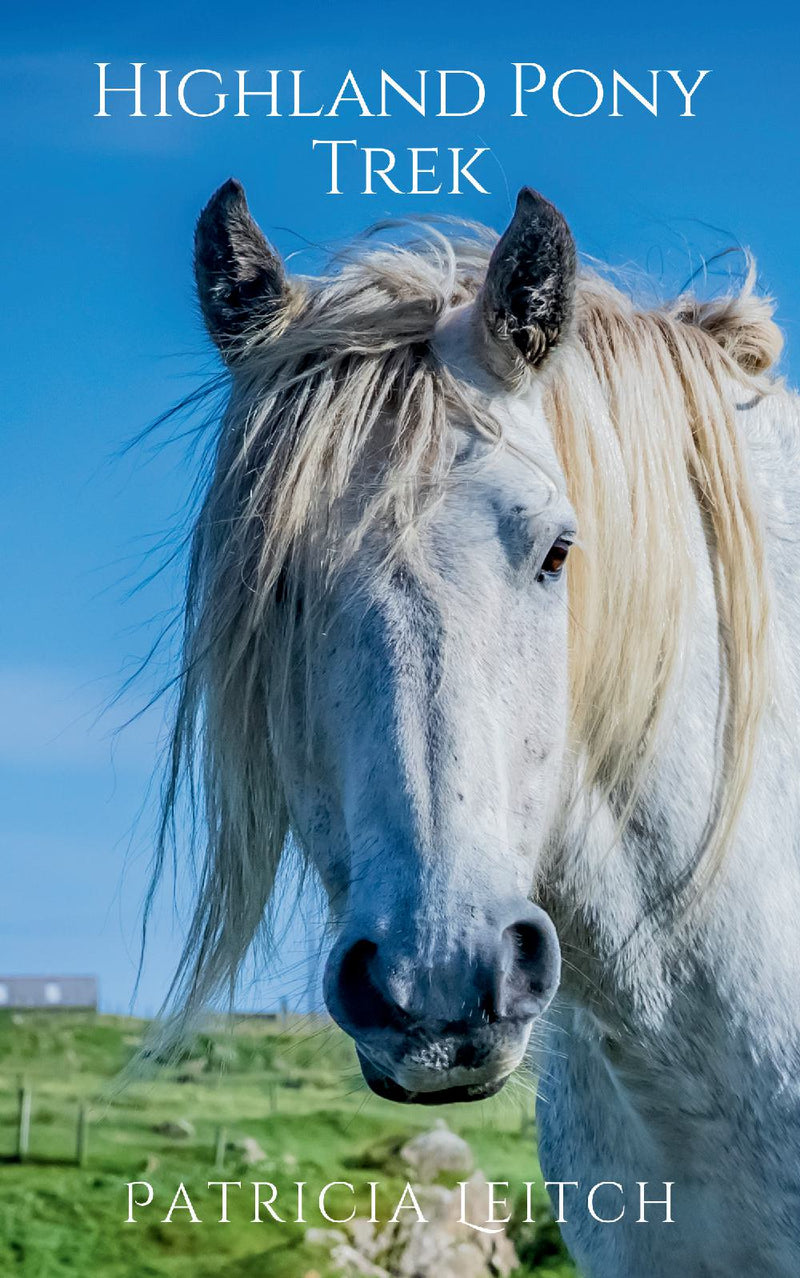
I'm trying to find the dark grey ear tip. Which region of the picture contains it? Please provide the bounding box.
[214,177,246,206]
[197,179,247,232]
[515,186,567,225]
[515,185,539,208]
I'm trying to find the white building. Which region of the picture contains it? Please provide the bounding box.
[0,975,97,1009]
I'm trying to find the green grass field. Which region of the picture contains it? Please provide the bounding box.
[0,1011,576,1277]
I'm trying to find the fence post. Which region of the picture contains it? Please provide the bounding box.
[76,1104,89,1167]
[214,1125,227,1171]
[16,1083,32,1162]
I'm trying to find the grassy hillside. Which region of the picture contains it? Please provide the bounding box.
[0,1011,576,1278]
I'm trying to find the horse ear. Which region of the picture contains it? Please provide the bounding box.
[194,178,288,360]
[478,187,576,377]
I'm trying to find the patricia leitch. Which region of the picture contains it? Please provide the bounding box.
[124,1179,674,1228]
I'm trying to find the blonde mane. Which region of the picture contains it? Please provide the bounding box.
[549,272,780,876]
[154,219,781,1024]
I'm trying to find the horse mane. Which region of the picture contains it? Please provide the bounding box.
[550,272,779,878]
[151,217,782,1031]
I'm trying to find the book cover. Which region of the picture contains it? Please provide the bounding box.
[1,3,797,1276]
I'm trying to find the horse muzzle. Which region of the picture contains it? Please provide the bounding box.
[355,1022,533,1104]
[323,899,561,1103]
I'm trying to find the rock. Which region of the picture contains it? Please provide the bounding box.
[400,1123,474,1182]
[362,1170,517,1278]
[233,1135,268,1165]
[349,1217,378,1256]
[303,1130,517,1278]
[398,1231,488,1278]
[330,1242,390,1277]
[305,1227,348,1248]
[176,1058,206,1083]
[153,1118,194,1140]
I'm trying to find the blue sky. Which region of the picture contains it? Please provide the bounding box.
[1,0,798,1014]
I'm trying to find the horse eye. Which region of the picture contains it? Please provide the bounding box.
[538,537,571,582]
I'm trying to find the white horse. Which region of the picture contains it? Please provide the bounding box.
[155,179,800,1276]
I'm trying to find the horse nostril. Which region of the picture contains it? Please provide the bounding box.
[511,922,546,988]
[501,911,561,1019]
[330,937,409,1036]
[325,906,561,1042]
